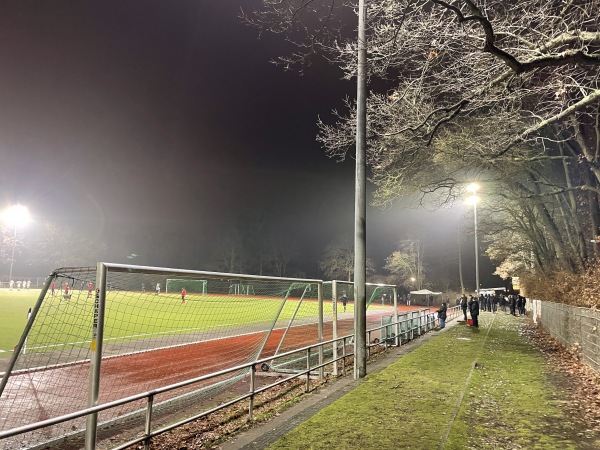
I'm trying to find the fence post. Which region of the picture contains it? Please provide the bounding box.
[144,394,154,450]
[393,287,399,347]
[249,364,256,421]
[306,348,311,392]
[332,281,338,376]
[318,282,324,380]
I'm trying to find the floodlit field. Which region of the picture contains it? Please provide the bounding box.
[0,289,39,353]
[0,289,350,356]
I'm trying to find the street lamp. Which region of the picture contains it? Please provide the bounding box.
[1,204,31,281]
[465,184,480,295]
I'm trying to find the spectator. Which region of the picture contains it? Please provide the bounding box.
[460,295,468,321]
[437,302,447,329]
[469,295,480,327]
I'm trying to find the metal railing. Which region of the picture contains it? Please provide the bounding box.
[0,305,457,449]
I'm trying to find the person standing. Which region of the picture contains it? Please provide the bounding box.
[181,287,187,303]
[437,302,448,329]
[156,283,160,295]
[479,293,486,312]
[469,295,480,327]
[519,295,527,315]
[64,283,70,300]
[460,295,468,321]
[87,282,94,298]
[9,279,14,290]
[340,291,348,312]
[509,295,517,316]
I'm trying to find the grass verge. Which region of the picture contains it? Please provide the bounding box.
[267,313,589,449]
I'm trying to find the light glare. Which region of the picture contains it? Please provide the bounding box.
[465,195,480,205]
[2,204,31,228]
[467,182,480,193]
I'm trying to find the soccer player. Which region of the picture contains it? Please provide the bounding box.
[88,282,93,298]
[156,283,160,295]
[51,282,56,296]
[181,287,187,303]
[64,283,70,300]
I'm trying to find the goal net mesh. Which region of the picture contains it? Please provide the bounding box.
[0,265,324,449]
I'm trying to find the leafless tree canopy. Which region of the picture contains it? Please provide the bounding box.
[248,0,600,277]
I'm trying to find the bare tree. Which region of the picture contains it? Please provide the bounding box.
[26,221,106,268]
[319,240,375,281]
[268,235,297,277]
[249,0,600,279]
[212,228,245,273]
[384,239,426,289]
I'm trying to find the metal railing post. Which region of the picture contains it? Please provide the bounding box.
[144,394,154,450]
[306,348,311,392]
[318,282,324,380]
[249,365,256,421]
[342,337,347,376]
[393,287,399,347]
[332,281,338,376]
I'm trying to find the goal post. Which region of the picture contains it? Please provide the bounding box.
[0,263,325,450]
[166,278,207,294]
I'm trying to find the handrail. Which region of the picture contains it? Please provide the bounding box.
[0,306,457,448]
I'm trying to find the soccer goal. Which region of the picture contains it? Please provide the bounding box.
[0,264,325,450]
[166,278,207,294]
[228,283,255,295]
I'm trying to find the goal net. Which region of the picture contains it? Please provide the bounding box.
[165,278,207,294]
[0,264,324,450]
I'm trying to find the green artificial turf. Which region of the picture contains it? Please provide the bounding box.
[0,288,351,356]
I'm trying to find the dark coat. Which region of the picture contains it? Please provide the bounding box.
[437,304,447,320]
[469,299,480,316]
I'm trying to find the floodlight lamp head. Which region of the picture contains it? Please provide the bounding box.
[1,204,31,228]
[466,182,480,193]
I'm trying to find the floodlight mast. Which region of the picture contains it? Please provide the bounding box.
[2,204,31,281]
[353,0,367,380]
[466,184,480,295]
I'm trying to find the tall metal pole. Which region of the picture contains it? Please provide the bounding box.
[354,0,367,380]
[8,227,17,281]
[473,201,479,295]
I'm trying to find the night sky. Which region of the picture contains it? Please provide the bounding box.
[0,1,498,288]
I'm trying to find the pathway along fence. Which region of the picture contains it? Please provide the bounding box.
[531,300,600,375]
[0,263,453,449]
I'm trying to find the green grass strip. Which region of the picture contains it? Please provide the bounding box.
[268,313,580,450]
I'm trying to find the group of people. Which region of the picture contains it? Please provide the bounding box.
[8,279,31,290]
[49,281,94,299]
[458,292,527,327]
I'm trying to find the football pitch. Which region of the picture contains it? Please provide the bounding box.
[0,289,346,357]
